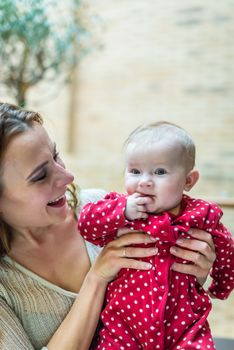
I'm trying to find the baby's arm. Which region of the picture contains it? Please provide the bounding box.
[208,221,234,299]
[200,203,234,299]
[78,192,129,246]
[78,192,155,246]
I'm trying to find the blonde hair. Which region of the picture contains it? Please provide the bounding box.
[124,121,196,171]
[0,102,79,257]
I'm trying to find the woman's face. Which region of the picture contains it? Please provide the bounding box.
[0,123,74,231]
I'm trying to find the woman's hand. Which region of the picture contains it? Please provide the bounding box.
[170,229,216,285]
[89,232,158,284]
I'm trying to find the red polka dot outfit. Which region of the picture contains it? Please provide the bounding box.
[78,193,234,350]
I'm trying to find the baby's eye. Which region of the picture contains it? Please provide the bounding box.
[154,168,167,175]
[130,168,140,175]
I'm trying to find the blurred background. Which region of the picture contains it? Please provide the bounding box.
[1,0,233,339]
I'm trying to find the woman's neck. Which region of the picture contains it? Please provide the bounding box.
[9,212,74,256]
[7,213,91,292]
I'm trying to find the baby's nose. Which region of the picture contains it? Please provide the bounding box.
[139,176,153,187]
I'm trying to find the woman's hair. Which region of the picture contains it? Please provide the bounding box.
[124,121,196,171]
[0,102,79,257]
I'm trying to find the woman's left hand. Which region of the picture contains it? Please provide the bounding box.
[170,229,216,286]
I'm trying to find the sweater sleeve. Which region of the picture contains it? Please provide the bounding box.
[0,297,36,350]
[78,192,129,246]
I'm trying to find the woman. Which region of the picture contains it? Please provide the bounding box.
[0,102,216,350]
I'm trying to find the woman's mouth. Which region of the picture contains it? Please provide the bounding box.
[47,195,66,207]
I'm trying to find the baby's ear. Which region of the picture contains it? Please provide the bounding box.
[184,170,199,192]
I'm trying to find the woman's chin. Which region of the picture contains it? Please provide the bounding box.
[47,200,69,220]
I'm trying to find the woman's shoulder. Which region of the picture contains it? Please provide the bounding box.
[0,257,17,304]
[0,256,12,278]
[78,188,107,208]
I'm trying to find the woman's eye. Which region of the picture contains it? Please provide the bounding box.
[53,151,60,161]
[32,171,47,182]
[54,151,65,168]
[130,168,140,174]
[155,168,166,175]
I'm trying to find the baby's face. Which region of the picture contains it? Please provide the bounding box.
[124,140,188,214]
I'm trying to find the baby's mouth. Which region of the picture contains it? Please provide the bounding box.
[138,192,156,198]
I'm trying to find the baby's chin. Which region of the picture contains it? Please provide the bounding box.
[145,204,162,214]
[146,203,180,215]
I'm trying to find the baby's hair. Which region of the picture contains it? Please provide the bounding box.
[124,121,196,171]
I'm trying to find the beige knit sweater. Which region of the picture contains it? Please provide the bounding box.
[0,189,105,350]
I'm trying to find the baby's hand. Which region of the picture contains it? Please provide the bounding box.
[124,193,153,220]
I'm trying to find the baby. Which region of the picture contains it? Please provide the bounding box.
[78,121,234,350]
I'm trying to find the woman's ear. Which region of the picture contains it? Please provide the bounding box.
[184,170,199,192]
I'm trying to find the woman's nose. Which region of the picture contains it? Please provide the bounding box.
[54,164,74,187]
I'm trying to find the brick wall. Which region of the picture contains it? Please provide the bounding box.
[24,0,234,226]
[71,1,234,197]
